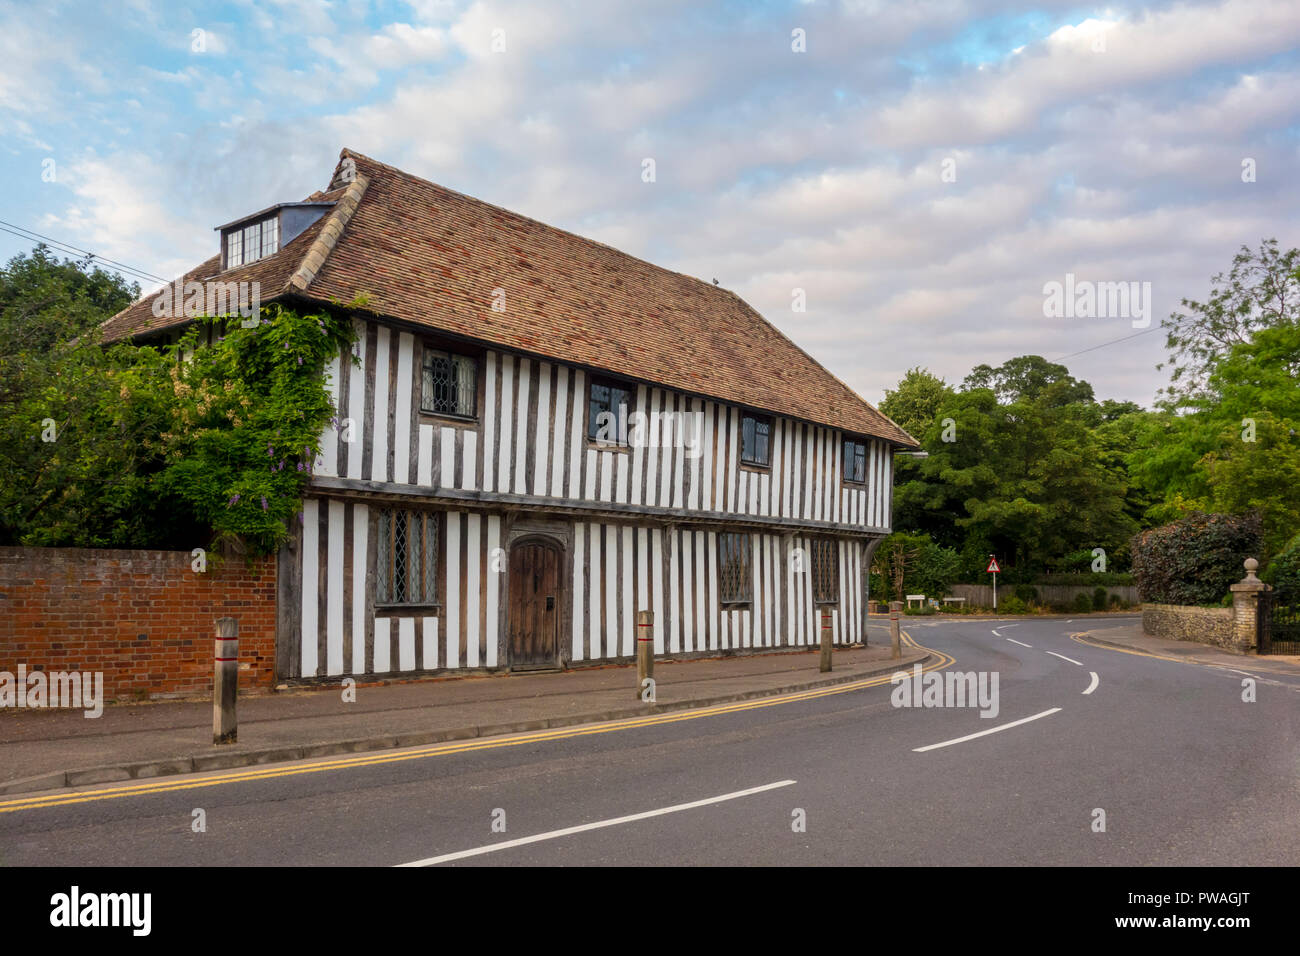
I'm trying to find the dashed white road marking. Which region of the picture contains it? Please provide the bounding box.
[397,779,798,866]
[913,709,1063,753]
[991,629,1002,637]
[1083,672,1099,695]
[1047,651,1083,666]
[1006,638,1033,648]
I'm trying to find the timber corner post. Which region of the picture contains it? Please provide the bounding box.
[1230,558,1270,655]
[636,610,655,701]
[819,609,832,672]
[214,617,239,744]
[889,601,902,659]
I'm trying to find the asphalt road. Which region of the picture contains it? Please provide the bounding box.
[3,617,1298,866]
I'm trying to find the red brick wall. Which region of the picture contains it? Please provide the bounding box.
[0,547,276,699]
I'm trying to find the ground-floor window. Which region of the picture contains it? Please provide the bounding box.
[810,537,839,604]
[376,508,439,605]
[718,532,753,605]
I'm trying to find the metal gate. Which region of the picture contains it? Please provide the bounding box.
[1260,591,1300,655]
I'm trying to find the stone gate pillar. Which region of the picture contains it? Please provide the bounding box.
[1229,558,1270,655]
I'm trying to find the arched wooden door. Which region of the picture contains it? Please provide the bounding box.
[508,539,561,669]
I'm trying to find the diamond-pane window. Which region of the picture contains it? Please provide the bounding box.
[741,414,771,466]
[718,533,752,604]
[421,349,477,418]
[377,510,438,605]
[810,538,839,605]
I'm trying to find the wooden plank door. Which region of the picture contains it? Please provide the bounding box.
[509,541,560,669]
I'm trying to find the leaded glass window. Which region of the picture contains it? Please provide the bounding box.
[377,510,438,605]
[810,538,839,605]
[421,349,477,418]
[718,533,752,604]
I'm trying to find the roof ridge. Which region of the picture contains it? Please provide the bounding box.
[285,173,370,294]
[337,148,914,445]
[339,147,724,294]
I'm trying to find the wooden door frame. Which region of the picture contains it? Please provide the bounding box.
[505,533,566,671]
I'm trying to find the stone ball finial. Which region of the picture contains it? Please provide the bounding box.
[1245,557,1259,572]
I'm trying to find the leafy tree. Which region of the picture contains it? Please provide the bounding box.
[1158,238,1299,409]
[869,531,960,602]
[0,244,353,554]
[892,357,1136,579]
[0,247,168,546]
[962,355,1094,408]
[879,367,953,439]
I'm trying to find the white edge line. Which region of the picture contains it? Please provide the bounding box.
[396,779,798,866]
[913,708,1062,753]
[1006,638,1032,648]
[1047,650,1083,666]
[1000,623,1021,628]
[1083,671,1099,695]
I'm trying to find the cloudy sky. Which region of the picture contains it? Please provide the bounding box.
[1,0,1297,407]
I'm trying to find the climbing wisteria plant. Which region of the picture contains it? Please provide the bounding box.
[154,303,355,554]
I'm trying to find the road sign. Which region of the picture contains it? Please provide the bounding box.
[986,556,1001,573]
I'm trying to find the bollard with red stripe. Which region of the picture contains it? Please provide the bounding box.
[213,616,239,744]
[635,610,655,701]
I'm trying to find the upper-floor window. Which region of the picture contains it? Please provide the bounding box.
[376,509,438,606]
[741,413,771,467]
[843,439,867,484]
[718,533,752,605]
[223,215,279,269]
[421,348,477,419]
[810,538,839,605]
[588,377,634,446]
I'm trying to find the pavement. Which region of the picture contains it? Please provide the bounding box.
[0,640,927,795]
[5,613,1298,867]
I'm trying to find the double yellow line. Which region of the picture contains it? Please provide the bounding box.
[1,632,953,815]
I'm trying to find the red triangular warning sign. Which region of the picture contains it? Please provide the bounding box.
[986,556,1001,573]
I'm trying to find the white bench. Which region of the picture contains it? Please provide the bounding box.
[942,597,967,607]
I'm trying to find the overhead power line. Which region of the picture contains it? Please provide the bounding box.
[0,219,169,285]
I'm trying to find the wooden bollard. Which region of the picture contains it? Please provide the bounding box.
[889,601,902,659]
[819,610,832,673]
[213,617,239,744]
[636,610,654,701]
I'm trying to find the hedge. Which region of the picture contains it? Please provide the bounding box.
[1131,512,1261,606]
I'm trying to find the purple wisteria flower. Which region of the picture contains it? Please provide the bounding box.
[261,496,269,511]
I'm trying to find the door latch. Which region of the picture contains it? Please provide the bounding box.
[546,595,555,611]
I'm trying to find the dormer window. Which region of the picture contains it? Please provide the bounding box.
[224,216,279,269]
[216,201,332,271]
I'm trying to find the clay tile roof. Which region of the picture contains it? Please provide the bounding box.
[101,148,916,446]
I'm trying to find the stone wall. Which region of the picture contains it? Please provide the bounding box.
[1141,603,1236,650]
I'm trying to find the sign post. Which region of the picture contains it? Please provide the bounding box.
[986,556,1001,611]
